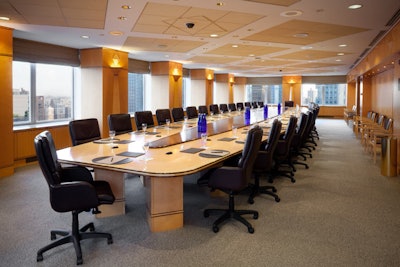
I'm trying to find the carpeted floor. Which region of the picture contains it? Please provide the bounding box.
[1,118,400,267]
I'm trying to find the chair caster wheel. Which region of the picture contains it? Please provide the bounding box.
[291,178,296,183]
[248,198,254,204]
[212,226,219,233]
[305,166,309,169]
[253,212,259,219]
[50,233,56,240]
[37,254,43,262]
[272,187,277,193]
[275,197,280,203]
[204,211,210,218]
[77,258,83,265]
[248,227,254,234]
[107,237,113,245]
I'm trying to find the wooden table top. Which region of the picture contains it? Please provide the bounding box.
[57,108,295,177]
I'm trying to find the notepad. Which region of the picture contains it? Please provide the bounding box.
[199,150,230,158]
[92,156,132,165]
[180,148,205,154]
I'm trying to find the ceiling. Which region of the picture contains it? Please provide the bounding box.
[1,0,399,77]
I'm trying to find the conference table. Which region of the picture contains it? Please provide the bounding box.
[57,108,295,232]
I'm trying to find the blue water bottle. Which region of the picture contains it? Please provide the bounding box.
[277,102,281,115]
[202,113,207,133]
[197,114,203,132]
[263,105,268,119]
[245,106,250,120]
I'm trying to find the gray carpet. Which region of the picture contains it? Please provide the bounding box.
[1,119,400,267]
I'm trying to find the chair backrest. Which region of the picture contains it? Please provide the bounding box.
[285,101,294,107]
[238,126,263,182]
[228,103,237,111]
[292,112,308,148]
[34,131,63,187]
[108,113,133,135]
[264,119,282,154]
[198,105,209,115]
[252,102,258,108]
[257,102,264,107]
[244,102,251,108]
[209,104,219,114]
[186,106,198,119]
[156,109,172,125]
[69,118,101,146]
[219,104,228,113]
[254,120,282,171]
[134,111,154,130]
[171,107,185,122]
[275,116,298,159]
[236,102,244,111]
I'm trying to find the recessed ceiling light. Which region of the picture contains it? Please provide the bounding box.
[249,54,255,57]
[232,44,239,48]
[337,53,345,56]
[80,35,90,39]
[109,31,124,36]
[339,44,347,47]
[0,16,10,21]
[121,5,131,9]
[118,16,127,21]
[210,34,219,38]
[216,2,224,6]
[348,4,363,10]
[335,59,342,62]
[301,46,313,50]
[293,33,309,38]
[280,10,303,17]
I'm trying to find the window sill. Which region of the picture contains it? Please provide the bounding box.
[13,121,69,132]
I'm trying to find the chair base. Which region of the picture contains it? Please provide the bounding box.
[204,193,258,234]
[37,211,113,265]
[248,174,280,204]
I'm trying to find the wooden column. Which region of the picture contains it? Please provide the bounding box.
[79,48,128,137]
[0,26,14,177]
[282,76,302,106]
[151,61,183,109]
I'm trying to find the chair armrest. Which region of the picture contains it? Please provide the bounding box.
[50,181,98,212]
[61,166,93,183]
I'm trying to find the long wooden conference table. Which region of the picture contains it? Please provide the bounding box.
[57,108,295,232]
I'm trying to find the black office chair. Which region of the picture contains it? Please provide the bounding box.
[271,116,298,183]
[69,118,101,146]
[203,126,263,233]
[219,103,229,113]
[244,102,251,108]
[248,119,282,204]
[186,106,198,119]
[134,111,154,130]
[290,112,310,170]
[156,108,172,125]
[209,104,219,114]
[171,107,185,122]
[285,101,294,107]
[198,105,209,115]
[257,102,264,108]
[107,113,133,135]
[236,102,244,111]
[228,103,237,112]
[34,131,115,265]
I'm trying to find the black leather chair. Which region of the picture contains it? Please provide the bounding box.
[107,113,133,135]
[198,105,208,115]
[248,119,282,204]
[134,111,155,130]
[186,106,198,119]
[69,118,101,146]
[289,112,310,170]
[257,101,264,108]
[171,107,185,122]
[271,116,298,183]
[203,126,263,233]
[34,131,115,265]
[209,104,219,114]
[156,108,172,125]
[236,102,244,111]
[244,102,251,108]
[219,103,229,113]
[228,103,237,111]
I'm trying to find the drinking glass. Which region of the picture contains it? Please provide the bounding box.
[184,116,188,123]
[232,126,238,138]
[166,119,170,128]
[142,141,150,161]
[109,130,116,143]
[142,123,147,132]
[201,133,207,148]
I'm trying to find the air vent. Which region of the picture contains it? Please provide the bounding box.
[359,48,370,59]
[386,8,400,27]
[369,31,387,47]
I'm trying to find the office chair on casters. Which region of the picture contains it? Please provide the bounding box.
[248,119,282,204]
[69,118,101,146]
[35,131,115,265]
[209,104,220,114]
[134,111,155,130]
[171,107,185,122]
[186,106,198,119]
[228,103,237,111]
[156,108,172,125]
[219,103,229,113]
[198,105,209,115]
[107,113,133,135]
[203,126,263,234]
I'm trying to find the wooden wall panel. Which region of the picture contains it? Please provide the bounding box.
[371,69,394,117]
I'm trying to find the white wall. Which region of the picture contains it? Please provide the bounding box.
[189,80,206,107]
[147,75,169,113]
[213,82,229,104]
[234,84,245,103]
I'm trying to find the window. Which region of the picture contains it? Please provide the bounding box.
[13,61,74,125]
[246,84,282,105]
[301,83,347,106]
[127,73,146,113]
[182,77,190,108]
